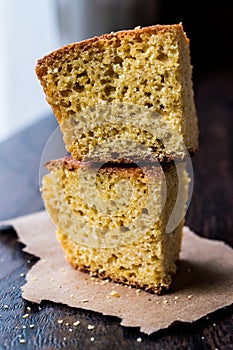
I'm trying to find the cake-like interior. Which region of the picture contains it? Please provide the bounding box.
[36,23,199,162]
[41,157,189,293]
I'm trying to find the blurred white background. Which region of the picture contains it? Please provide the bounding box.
[0,0,59,142]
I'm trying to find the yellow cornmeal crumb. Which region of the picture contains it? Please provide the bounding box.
[42,159,189,294]
[36,24,198,162]
[109,291,120,298]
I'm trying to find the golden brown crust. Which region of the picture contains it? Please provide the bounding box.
[45,155,178,181]
[75,263,164,295]
[45,156,84,172]
[36,23,188,81]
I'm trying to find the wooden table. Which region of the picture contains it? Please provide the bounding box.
[0,68,232,349]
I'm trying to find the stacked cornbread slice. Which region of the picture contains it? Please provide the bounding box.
[36,23,198,162]
[37,24,198,293]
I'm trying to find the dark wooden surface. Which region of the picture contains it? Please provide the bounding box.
[0,67,233,349]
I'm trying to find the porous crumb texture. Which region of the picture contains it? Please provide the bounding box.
[36,24,199,161]
[42,158,189,293]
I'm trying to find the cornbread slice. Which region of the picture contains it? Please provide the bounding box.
[36,23,198,162]
[41,157,189,293]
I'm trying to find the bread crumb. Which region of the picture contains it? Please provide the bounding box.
[87,324,95,330]
[162,300,169,305]
[26,306,31,312]
[137,337,142,342]
[101,279,109,285]
[20,273,25,277]
[81,299,89,303]
[73,321,80,326]
[57,319,63,324]
[4,305,9,309]
[31,277,37,281]
[187,295,193,299]
[19,339,26,344]
[109,290,120,298]
[90,337,95,342]
[22,313,29,319]
[29,324,35,329]
[174,296,179,300]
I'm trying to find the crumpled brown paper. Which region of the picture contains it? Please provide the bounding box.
[2,211,233,335]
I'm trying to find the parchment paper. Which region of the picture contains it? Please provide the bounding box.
[2,211,233,335]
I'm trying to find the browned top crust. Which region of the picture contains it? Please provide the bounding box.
[36,23,188,80]
[45,156,83,172]
[45,156,178,181]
